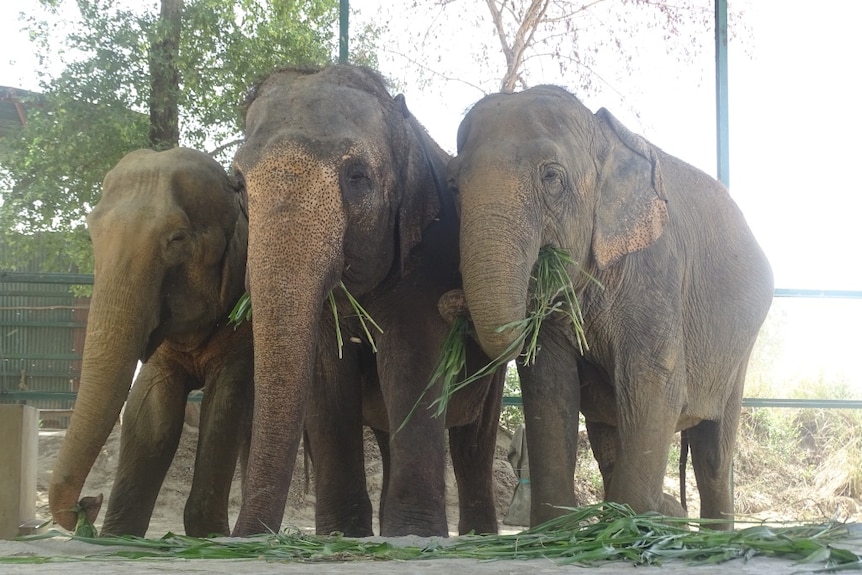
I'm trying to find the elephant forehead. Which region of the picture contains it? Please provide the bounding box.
[246,142,340,188]
[243,142,357,223]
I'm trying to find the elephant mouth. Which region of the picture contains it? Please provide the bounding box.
[438,289,470,326]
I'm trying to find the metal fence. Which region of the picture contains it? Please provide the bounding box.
[2,271,861,426]
[0,271,92,428]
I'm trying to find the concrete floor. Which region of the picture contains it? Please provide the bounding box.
[3,533,862,574]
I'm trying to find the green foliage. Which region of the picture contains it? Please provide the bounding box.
[500,362,524,431]
[419,246,598,424]
[11,504,862,568]
[229,282,383,358]
[1,0,379,273]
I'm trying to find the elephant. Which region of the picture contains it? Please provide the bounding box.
[445,85,774,529]
[48,147,253,537]
[231,64,504,537]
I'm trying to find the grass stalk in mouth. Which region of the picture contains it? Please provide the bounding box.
[420,246,599,422]
[229,282,382,358]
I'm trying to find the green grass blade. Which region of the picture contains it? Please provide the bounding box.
[338,281,383,352]
[7,506,862,568]
[328,290,344,359]
[228,291,252,326]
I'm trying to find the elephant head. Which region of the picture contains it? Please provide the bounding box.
[48,147,247,531]
[231,65,451,536]
[448,85,668,361]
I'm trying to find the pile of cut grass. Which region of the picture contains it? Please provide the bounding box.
[9,503,862,569]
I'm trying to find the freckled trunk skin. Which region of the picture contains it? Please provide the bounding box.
[48,277,153,531]
[232,169,342,536]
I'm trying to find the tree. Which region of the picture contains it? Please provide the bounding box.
[0,0,378,273]
[376,0,749,97]
[149,0,183,149]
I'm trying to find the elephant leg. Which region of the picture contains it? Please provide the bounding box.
[305,341,373,537]
[517,323,580,527]
[609,370,685,518]
[449,365,504,535]
[184,365,253,537]
[101,360,187,537]
[584,420,617,498]
[377,319,448,537]
[687,365,746,530]
[371,427,390,529]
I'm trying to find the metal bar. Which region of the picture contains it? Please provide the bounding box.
[503,396,862,410]
[715,0,729,186]
[0,321,87,328]
[0,392,78,401]
[0,353,83,360]
[339,0,349,64]
[0,272,94,285]
[774,288,862,299]
[0,291,88,298]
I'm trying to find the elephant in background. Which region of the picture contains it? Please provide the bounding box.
[48,148,253,537]
[232,64,503,537]
[446,86,773,529]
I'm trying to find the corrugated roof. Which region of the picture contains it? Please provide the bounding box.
[0,86,42,138]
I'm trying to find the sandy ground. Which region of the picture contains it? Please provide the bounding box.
[29,421,521,538]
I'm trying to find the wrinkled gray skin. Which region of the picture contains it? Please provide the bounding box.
[48,148,253,537]
[447,86,774,530]
[232,65,503,538]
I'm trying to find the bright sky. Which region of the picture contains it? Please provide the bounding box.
[1,0,860,392]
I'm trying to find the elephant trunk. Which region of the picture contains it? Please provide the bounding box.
[459,177,539,363]
[232,161,345,536]
[49,277,155,531]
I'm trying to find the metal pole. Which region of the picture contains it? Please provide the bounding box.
[715,0,729,186]
[339,0,349,64]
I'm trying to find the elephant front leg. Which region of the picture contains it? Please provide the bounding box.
[305,341,373,537]
[449,364,504,535]
[517,324,581,527]
[101,361,187,537]
[609,368,686,519]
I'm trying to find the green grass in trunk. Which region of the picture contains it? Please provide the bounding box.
[415,246,600,424]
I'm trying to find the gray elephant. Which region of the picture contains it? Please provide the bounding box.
[446,86,773,529]
[232,64,503,537]
[48,147,253,537]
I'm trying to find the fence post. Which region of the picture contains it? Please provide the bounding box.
[0,404,40,539]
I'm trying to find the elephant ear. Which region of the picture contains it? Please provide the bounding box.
[218,179,249,312]
[592,107,668,270]
[394,93,447,276]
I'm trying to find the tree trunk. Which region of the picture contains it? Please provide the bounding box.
[149,0,183,149]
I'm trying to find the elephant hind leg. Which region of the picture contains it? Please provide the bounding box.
[185,367,253,537]
[687,388,744,529]
[687,418,736,530]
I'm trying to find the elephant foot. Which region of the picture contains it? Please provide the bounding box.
[659,492,687,518]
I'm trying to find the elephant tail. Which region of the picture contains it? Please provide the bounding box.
[679,430,689,512]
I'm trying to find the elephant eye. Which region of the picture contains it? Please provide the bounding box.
[343,162,372,196]
[167,229,191,244]
[540,164,565,195]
